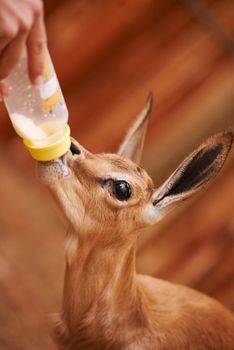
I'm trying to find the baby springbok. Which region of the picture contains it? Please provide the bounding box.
[38,95,234,350]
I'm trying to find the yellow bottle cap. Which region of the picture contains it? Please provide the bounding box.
[23,124,71,161]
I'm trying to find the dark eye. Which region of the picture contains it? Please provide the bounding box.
[111,180,132,201]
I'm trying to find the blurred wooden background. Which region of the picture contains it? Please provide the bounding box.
[0,0,233,348]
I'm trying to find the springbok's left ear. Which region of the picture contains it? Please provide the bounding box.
[117,93,153,165]
[142,131,233,225]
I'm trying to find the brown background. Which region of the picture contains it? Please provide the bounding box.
[0,0,233,349]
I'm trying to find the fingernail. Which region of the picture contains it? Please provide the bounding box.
[34,75,44,86]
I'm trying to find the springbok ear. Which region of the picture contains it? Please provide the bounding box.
[142,131,233,225]
[117,93,153,165]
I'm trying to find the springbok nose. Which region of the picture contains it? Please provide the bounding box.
[70,141,81,156]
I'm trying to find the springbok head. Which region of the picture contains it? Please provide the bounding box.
[37,95,233,245]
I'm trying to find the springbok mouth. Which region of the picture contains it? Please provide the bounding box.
[37,157,70,184]
[37,140,81,184]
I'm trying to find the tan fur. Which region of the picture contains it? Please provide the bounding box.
[118,93,152,164]
[37,98,234,350]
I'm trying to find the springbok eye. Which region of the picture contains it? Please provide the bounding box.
[111,180,132,201]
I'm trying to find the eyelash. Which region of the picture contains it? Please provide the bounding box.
[99,178,132,201]
[99,178,112,187]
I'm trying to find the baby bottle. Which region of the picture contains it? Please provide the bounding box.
[3,49,71,161]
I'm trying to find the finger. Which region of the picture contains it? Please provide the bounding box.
[6,2,34,35]
[27,14,47,85]
[0,36,11,52]
[0,81,9,97]
[0,12,19,52]
[0,33,26,80]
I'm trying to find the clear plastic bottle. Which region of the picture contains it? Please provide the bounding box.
[3,49,70,161]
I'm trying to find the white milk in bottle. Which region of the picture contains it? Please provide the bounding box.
[3,49,70,160]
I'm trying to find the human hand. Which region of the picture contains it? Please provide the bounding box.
[0,0,47,97]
